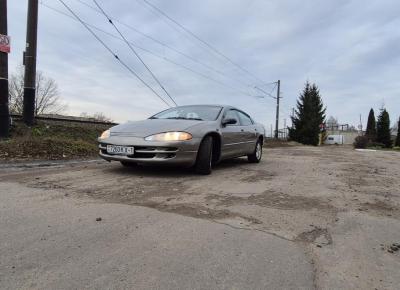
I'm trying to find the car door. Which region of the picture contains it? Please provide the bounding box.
[236,110,257,154]
[220,109,244,158]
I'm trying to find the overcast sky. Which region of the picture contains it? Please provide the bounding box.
[7,0,400,130]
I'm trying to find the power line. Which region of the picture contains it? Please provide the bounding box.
[41,2,265,99]
[72,0,261,91]
[141,0,271,86]
[254,82,278,99]
[92,0,177,106]
[57,0,172,108]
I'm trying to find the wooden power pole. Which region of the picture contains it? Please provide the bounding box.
[0,0,10,139]
[23,0,39,126]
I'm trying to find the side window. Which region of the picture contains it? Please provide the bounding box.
[224,110,240,126]
[237,111,253,126]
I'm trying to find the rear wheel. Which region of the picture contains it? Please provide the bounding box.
[248,139,262,163]
[195,136,213,175]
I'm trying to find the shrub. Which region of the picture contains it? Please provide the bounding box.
[366,142,385,149]
[353,136,369,149]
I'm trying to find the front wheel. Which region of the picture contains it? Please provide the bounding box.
[195,136,213,175]
[248,140,262,163]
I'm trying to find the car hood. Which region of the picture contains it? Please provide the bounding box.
[110,119,204,137]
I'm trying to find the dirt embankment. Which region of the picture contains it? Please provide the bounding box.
[0,120,111,161]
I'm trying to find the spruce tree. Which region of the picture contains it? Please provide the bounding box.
[289,82,326,146]
[395,117,400,147]
[365,108,377,141]
[376,109,392,148]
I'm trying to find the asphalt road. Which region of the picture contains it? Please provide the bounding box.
[0,182,313,290]
[1,145,400,289]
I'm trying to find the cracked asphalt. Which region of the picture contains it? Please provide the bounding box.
[1,146,400,289]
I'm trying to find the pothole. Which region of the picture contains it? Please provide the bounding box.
[295,227,332,246]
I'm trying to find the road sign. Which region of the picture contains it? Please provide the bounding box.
[0,34,11,53]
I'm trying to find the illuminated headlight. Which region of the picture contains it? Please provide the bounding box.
[99,130,110,139]
[145,132,192,141]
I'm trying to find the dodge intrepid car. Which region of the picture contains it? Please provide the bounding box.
[98,105,265,174]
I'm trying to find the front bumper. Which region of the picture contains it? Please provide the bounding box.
[98,136,200,166]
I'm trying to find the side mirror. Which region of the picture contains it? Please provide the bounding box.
[222,118,237,126]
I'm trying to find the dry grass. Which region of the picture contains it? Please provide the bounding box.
[0,120,110,160]
[263,138,303,148]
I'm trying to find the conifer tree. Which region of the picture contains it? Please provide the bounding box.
[365,108,377,141]
[376,109,392,148]
[289,82,326,145]
[395,117,400,147]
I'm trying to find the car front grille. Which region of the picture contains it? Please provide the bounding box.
[99,144,177,159]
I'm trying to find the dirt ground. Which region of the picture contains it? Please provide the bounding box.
[1,145,400,289]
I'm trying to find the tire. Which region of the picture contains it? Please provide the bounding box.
[195,136,213,175]
[248,139,262,163]
[120,161,136,167]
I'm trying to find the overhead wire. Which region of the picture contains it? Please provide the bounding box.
[72,0,260,90]
[41,1,265,99]
[92,0,177,106]
[57,0,172,108]
[254,82,278,99]
[140,0,273,87]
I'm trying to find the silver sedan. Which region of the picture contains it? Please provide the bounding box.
[98,105,265,174]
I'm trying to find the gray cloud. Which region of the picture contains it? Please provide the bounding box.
[7,0,400,128]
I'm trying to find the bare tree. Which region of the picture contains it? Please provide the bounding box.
[326,116,339,130]
[9,66,67,115]
[326,116,338,126]
[80,112,113,123]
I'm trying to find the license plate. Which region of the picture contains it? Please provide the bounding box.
[106,145,134,155]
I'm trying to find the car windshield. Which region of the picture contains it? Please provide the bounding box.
[150,106,222,121]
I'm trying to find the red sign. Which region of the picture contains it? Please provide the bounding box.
[0,34,11,53]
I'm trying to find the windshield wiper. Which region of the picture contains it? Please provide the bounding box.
[149,116,158,119]
[166,117,203,121]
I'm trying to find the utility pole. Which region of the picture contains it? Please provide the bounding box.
[23,0,38,126]
[254,80,281,138]
[0,0,10,139]
[274,79,281,139]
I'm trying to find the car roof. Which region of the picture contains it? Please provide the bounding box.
[174,104,235,110]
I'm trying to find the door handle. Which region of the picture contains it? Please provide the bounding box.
[241,129,244,132]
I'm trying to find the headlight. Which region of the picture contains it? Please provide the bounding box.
[145,132,192,141]
[99,130,110,139]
